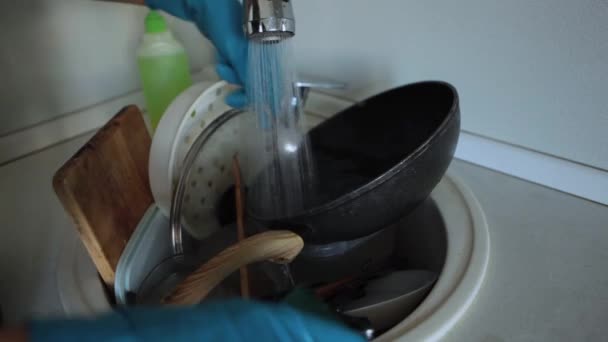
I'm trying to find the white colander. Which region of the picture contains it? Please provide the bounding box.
[168,108,267,245]
[149,81,241,239]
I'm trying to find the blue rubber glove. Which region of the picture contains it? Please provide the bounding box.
[146,0,248,108]
[28,299,365,342]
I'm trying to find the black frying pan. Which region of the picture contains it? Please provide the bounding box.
[252,81,460,243]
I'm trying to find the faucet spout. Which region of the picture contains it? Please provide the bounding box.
[244,0,295,42]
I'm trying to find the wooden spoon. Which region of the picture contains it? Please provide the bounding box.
[162,230,304,305]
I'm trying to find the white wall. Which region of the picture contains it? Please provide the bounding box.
[2,0,606,171]
[293,0,608,171]
[0,0,214,136]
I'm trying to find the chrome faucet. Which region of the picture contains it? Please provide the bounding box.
[243,0,345,106]
[244,0,296,42]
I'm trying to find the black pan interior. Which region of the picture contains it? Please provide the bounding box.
[306,82,455,208]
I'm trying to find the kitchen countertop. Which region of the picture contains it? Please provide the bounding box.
[1,135,607,340]
[0,135,91,324]
[448,162,608,341]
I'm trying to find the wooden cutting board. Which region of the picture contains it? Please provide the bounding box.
[53,105,153,286]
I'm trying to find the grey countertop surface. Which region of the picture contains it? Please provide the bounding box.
[447,162,608,342]
[1,136,607,341]
[0,135,91,324]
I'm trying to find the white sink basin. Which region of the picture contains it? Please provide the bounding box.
[56,92,490,340]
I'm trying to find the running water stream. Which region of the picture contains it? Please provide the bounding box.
[245,39,316,220]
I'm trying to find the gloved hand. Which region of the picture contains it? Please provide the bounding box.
[146,0,248,108]
[28,299,365,342]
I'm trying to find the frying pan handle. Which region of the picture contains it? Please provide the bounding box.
[162,230,304,305]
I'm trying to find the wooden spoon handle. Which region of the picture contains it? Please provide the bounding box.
[163,230,304,305]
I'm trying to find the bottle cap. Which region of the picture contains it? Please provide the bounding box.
[145,10,168,33]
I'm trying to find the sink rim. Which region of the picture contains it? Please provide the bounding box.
[378,171,490,341]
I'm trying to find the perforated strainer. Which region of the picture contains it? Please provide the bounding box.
[169,109,268,251]
[149,81,238,220]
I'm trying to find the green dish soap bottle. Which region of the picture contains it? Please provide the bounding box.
[137,10,192,131]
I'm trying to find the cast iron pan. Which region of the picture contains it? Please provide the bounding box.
[252,81,460,244]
